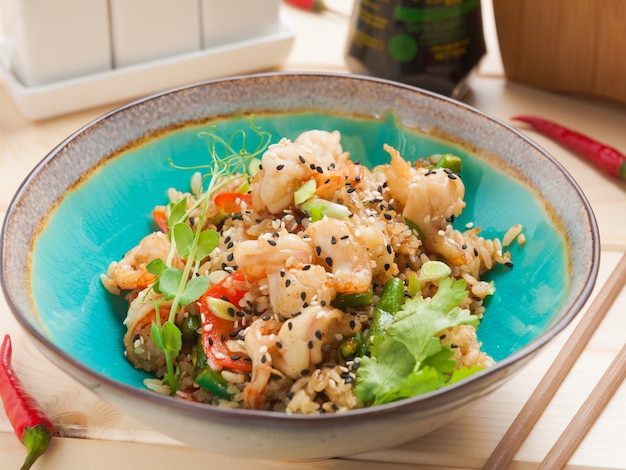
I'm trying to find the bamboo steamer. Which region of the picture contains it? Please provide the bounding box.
[492,0,626,105]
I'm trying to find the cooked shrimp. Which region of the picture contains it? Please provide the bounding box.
[242,318,284,409]
[294,130,349,169]
[304,218,372,294]
[272,304,345,380]
[103,232,173,291]
[382,144,467,265]
[354,220,398,282]
[233,231,314,280]
[267,264,335,319]
[251,130,351,214]
[123,288,172,372]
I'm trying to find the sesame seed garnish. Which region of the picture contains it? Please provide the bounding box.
[287,321,293,330]
[267,239,277,246]
[315,330,323,340]
[276,341,283,349]
[299,155,306,164]
[315,246,322,256]
[349,320,356,329]
[386,244,392,254]
[331,236,337,245]
[300,291,307,301]
[308,340,314,349]
[276,164,285,171]
[231,355,241,361]
[301,369,310,376]
[285,279,291,287]
[302,264,311,271]
[325,257,333,266]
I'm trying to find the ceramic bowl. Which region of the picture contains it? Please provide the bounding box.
[1,72,599,460]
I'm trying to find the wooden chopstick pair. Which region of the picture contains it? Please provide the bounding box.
[483,252,626,469]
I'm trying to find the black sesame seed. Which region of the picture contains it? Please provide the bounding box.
[315,330,323,340]
[276,341,283,349]
[505,261,514,268]
[286,391,295,399]
[309,163,316,170]
[320,300,327,307]
[299,155,306,164]
[447,173,457,180]
[316,166,324,174]
[331,236,337,245]
[267,239,277,246]
[276,164,285,171]
[226,253,234,262]
[285,279,291,287]
[347,187,356,193]
[351,362,360,371]
[332,403,340,411]
[341,235,349,240]
[287,321,293,330]
[383,213,392,221]
[474,248,479,256]
[302,264,311,271]
[386,244,393,254]
[221,334,226,342]
[308,341,314,349]
[301,369,310,376]
[315,246,322,256]
[231,355,241,361]
[384,263,391,271]
[325,257,333,267]
[261,355,267,363]
[208,337,214,346]
[300,291,307,301]
[450,343,459,348]
[349,320,356,329]
[270,373,282,381]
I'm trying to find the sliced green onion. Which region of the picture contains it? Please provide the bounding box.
[407,271,421,297]
[404,217,425,240]
[205,297,238,321]
[247,157,262,177]
[299,198,351,221]
[419,260,451,281]
[294,179,316,205]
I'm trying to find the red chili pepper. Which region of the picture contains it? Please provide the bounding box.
[0,335,54,470]
[284,0,328,13]
[512,115,626,181]
[196,271,252,372]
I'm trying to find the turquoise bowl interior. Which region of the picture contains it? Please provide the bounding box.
[1,73,599,460]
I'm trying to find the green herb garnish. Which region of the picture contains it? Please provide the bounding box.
[147,116,271,393]
[354,278,483,405]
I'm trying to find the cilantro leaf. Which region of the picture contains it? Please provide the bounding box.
[355,277,483,406]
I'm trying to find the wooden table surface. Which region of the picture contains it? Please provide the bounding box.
[1,2,625,469]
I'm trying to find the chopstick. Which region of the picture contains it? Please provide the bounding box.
[483,252,626,470]
[537,342,626,469]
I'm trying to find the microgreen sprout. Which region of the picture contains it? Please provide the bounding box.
[146,116,271,394]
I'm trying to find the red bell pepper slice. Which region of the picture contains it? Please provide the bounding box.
[152,206,169,233]
[196,271,252,371]
[214,192,253,214]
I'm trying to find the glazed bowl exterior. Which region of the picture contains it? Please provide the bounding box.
[1,73,599,460]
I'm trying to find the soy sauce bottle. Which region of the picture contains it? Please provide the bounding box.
[345,0,486,98]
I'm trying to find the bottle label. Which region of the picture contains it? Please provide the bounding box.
[346,0,485,97]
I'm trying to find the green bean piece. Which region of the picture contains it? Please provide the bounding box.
[195,368,231,398]
[368,278,405,343]
[194,335,231,398]
[434,154,462,173]
[331,289,373,309]
[180,314,201,342]
[338,332,365,362]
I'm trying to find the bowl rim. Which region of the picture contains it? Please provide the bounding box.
[1,71,601,423]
